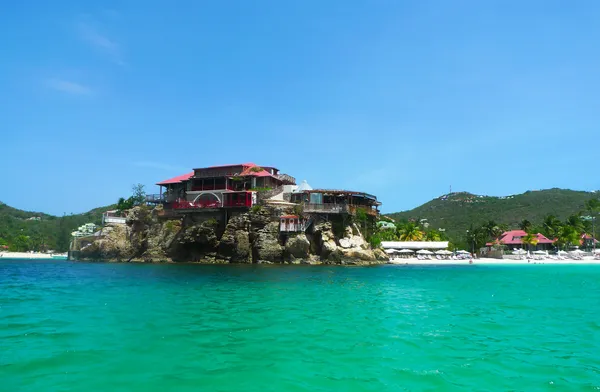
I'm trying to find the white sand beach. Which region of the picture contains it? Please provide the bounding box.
[388,257,600,265]
[0,252,66,260]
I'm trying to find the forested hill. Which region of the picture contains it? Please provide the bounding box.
[0,202,115,252]
[386,188,599,241]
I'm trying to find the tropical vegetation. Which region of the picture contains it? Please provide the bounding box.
[0,185,145,253]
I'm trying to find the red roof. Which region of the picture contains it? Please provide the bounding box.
[156,172,194,186]
[239,164,275,178]
[486,230,554,246]
[580,234,598,244]
[207,162,256,169]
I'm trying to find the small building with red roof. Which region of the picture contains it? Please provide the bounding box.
[580,233,598,249]
[486,230,555,251]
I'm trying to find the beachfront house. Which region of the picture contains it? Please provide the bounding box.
[147,163,296,211]
[486,230,554,251]
[580,234,598,250]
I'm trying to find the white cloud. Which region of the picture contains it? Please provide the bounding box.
[45,78,92,95]
[77,20,125,65]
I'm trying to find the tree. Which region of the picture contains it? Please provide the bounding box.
[542,215,562,239]
[565,215,584,233]
[554,225,580,250]
[397,222,424,241]
[519,219,532,232]
[12,234,31,252]
[481,220,506,242]
[521,232,539,253]
[465,224,487,253]
[131,184,146,206]
[424,229,441,241]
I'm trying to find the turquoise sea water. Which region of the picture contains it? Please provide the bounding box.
[2,260,600,391]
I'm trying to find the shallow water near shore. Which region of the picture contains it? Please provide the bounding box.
[2,260,600,391]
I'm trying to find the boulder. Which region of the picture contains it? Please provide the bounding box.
[285,233,310,259]
[253,221,283,263]
[218,215,252,263]
[373,248,389,261]
[313,221,338,258]
[341,248,376,261]
[80,224,135,261]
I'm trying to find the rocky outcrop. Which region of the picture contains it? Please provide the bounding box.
[79,224,135,261]
[313,222,338,259]
[254,221,283,263]
[284,233,311,260]
[79,204,386,266]
[218,214,252,263]
[170,218,220,262]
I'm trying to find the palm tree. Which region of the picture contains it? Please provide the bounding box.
[542,215,562,239]
[566,215,584,233]
[424,230,441,241]
[521,232,539,253]
[554,225,580,250]
[397,222,424,241]
[519,219,532,232]
[482,220,505,241]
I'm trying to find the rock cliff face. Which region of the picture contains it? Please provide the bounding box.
[79,205,385,265]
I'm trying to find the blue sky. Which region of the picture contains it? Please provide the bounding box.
[1,0,599,215]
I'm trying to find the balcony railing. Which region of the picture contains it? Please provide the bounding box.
[172,199,222,210]
[302,203,379,215]
[169,197,253,210]
[146,194,166,203]
[303,203,349,214]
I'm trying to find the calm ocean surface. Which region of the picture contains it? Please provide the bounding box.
[2,260,600,391]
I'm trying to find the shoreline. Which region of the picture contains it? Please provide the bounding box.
[388,257,600,265]
[0,252,67,260]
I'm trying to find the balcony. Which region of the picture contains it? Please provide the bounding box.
[302,203,378,216]
[302,203,349,214]
[172,199,221,210]
[146,194,166,203]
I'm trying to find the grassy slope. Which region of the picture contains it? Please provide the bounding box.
[386,188,597,242]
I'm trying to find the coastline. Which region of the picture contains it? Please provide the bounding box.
[388,257,600,265]
[0,252,67,260]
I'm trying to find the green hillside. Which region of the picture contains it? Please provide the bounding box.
[386,188,599,245]
[0,202,116,252]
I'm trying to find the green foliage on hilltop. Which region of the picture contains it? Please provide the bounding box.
[116,184,146,215]
[0,201,116,253]
[385,188,600,250]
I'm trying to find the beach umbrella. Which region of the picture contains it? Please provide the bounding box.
[384,249,397,254]
[571,249,584,254]
[397,249,414,254]
[436,250,452,255]
[417,249,434,255]
[456,250,469,254]
[532,250,546,255]
[557,250,568,255]
[514,249,526,255]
